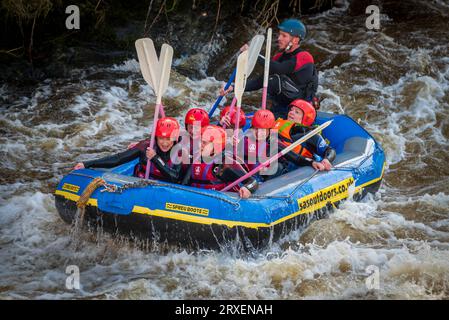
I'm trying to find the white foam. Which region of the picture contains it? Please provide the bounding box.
[110,59,140,72]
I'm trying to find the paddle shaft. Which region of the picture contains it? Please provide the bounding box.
[233,101,242,156]
[208,69,236,118]
[144,102,163,179]
[221,120,333,192]
[262,28,272,110]
[222,97,237,129]
[229,50,248,152]
[261,88,268,110]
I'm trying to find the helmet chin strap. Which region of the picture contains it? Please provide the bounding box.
[284,35,301,52]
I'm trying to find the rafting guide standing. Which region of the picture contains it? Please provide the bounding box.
[221,18,319,119]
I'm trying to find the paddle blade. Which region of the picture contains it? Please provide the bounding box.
[135,39,155,89]
[263,28,272,88]
[141,38,161,92]
[159,43,171,63]
[234,50,249,103]
[158,44,172,92]
[156,44,173,104]
[246,34,264,76]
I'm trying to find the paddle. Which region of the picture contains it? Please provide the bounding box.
[209,34,265,118]
[135,38,167,118]
[135,38,173,179]
[261,28,272,110]
[221,120,334,192]
[208,69,236,118]
[232,50,248,155]
[224,35,264,126]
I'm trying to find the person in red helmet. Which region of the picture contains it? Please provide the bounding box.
[127,107,209,169]
[73,117,183,183]
[244,109,276,172]
[177,107,212,164]
[286,98,316,126]
[127,107,209,149]
[133,117,183,181]
[219,105,246,129]
[274,99,336,172]
[184,107,210,136]
[181,125,258,199]
[242,109,314,180]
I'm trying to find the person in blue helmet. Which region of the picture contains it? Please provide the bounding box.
[221,19,319,119]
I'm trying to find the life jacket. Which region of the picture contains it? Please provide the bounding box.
[273,119,313,158]
[134,156,176,180]
[133,143,180,181]
[189,151,246,192]
[244,136,269,171]
[272,49,319,101]
[190,162,229,190]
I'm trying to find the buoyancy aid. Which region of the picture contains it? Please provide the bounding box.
[134,157,175,180]
[273,119,314,158]
[272,49,319,101]
[244,136,269,171]
[133,155,176,180]
[189,161,229,190]
[189,150,248,192]
[272,50,314,72]
[133,142,181,181]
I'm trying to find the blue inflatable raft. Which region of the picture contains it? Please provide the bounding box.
[54,111,386,249]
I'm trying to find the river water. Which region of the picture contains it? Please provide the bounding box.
[1,2,448,299]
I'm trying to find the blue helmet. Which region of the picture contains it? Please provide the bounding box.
[278,19,306,40]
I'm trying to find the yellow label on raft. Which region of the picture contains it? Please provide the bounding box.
[165,202,209,216]
[297,177,355,214]
[62,183,80,194]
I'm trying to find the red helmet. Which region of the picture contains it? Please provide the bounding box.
[252,109,275,129]
[201,125,227,152]
[220,105,246,127]
[185,108,210,127]
[155,117,180,140]
[289,99,316,126]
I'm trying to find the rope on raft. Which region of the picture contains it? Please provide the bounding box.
[76,177,106,225]
[70,173,241,208]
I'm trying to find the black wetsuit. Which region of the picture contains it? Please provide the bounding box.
[283,125,336,164]
[83,139,182,183]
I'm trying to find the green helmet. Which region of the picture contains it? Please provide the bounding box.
[278,19,307,40]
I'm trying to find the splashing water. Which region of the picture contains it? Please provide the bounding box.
[1,2,448,299]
